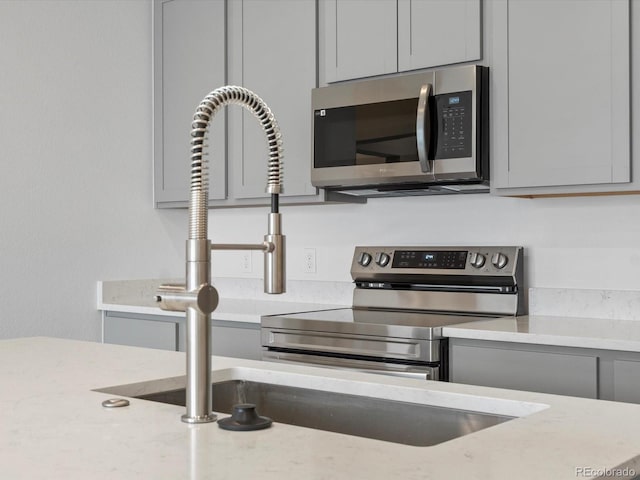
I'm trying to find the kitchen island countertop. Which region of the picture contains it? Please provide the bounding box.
[2,337,640,479]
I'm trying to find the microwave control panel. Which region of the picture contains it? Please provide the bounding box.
[433,90,473,160]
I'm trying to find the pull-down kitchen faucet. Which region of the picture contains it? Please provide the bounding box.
[155,86,285,423]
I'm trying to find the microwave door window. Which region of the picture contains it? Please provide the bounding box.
[313,99,420,168]
[314,106,357,168]
[356,136,417,164]
[355,99,419,164]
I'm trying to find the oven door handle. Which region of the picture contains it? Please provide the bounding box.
[263,350,435,381]
[354,368,431,381]
[416,83,433,174]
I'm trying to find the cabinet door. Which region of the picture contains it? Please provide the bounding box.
[153,0,227,206]
[177,320,262,360]
[321,0,397,83]
[227,0,317,200]
[212,323,262,360]
[613,359,640,404]
[104,313,178,351]
[492,0,630,191]
[450,340,599,398]
[397,0,481,72]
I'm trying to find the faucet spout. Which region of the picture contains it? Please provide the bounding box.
[155,86,285,423]
[189,86,283,239]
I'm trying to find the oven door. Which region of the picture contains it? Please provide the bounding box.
[261,326,443,381]
[261,326,440,363]
[263,349,439,381]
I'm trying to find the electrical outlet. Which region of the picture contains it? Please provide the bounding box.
[241,251,253,273]
[303,248,317,274]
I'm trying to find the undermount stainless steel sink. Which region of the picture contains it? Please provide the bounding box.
[107,379,515,447]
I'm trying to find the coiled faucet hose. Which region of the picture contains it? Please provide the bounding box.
[189,86,284,240]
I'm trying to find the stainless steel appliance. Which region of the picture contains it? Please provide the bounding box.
[311,65,489,197]
[262,246,524,381]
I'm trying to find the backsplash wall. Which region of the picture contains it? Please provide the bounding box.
[208,192,640,292]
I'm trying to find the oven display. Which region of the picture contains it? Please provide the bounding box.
[392,250,468,269]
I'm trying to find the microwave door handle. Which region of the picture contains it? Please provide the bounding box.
[416,83,433,173]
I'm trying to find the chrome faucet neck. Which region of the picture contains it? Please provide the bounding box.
[155,86,286,423]
[188,85,283,239]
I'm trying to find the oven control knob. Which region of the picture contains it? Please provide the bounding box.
[375,252,391,267]
[469,252,486,268]
[491,252,509,269]
[358,252,373,267]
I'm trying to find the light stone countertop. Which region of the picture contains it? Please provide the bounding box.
[2,337,640,480]
[97,279,349,323]
[443,315,640,352]
[100,297,346,323]
[100,278,640,354]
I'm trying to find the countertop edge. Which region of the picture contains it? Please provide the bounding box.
[443,315,640,353]
[98,300,349,324]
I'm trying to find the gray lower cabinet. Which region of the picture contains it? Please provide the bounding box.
[176,319,262,360]
[450,338,640,404]
[103,311,262,360]
[612,359,640,404]
[104,313,179,351]
[449,339,598,399]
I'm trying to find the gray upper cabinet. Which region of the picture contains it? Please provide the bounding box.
[321,0,397,83]
[153,0,227,206]
[491,0,632,195]
[320,0,481,84]
[397,0,481,73]
[226,0,317,201]
[154,0,357,208]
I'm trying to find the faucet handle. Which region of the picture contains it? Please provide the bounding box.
[155,283,219,315]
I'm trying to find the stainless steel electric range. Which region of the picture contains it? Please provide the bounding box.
[261,246,525,381]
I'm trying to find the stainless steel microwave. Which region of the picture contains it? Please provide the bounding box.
[311,65,489,197]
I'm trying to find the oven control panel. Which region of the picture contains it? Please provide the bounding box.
[352,246,523,277]
[392,250,468,269]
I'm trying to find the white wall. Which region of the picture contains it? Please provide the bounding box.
[210,193,640,292]
[2,0,640,342]
[0,0,185,341]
